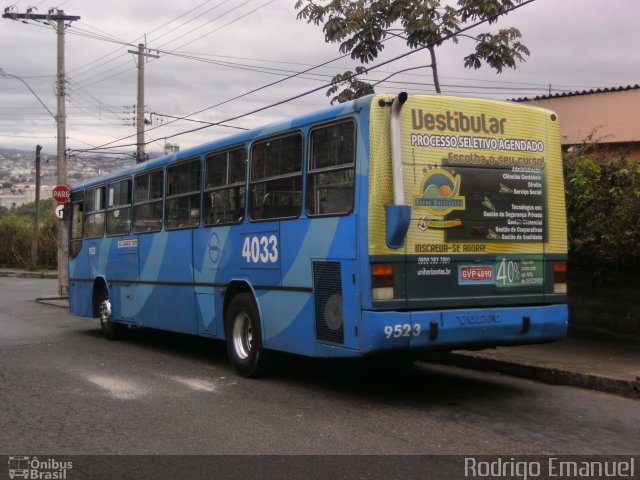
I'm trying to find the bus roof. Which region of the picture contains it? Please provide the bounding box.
[71,94,377,191]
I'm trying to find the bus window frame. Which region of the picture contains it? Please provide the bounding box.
[68,189,84,259]
[305,118,357,218]
[133,168,164,234]
[249,130,303,222]
[106,176,133,237]
[164,156,202,231]
[203,145,247,227]
[82,185,106,240]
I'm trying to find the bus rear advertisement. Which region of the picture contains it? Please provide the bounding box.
[67,93,568,377]
[365,93,566,356]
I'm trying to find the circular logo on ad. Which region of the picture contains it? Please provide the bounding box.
[414,168,465,216]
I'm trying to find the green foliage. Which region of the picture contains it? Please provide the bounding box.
[13,198,56,220]
[464,28,529,72]
[564,140,640,281]
[0,214,32,267]
[37,210,58,268]
[326,67,376,104]
[0,200,58,268]
[295,0,530,102]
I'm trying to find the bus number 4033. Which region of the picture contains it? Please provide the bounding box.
[242,235,279,264]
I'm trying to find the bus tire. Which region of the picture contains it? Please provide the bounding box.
[96,289,126,340]
[225,293,274,378]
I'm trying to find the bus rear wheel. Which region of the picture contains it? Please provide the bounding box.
[96,290,126,340]
[225,293,275,378]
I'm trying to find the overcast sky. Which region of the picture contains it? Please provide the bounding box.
[1,0,639,158]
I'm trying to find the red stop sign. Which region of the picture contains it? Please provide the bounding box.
[52,185,70,204]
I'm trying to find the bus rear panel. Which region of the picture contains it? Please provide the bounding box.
[361,94,567,354]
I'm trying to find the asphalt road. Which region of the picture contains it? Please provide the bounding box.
[1,277,638,458]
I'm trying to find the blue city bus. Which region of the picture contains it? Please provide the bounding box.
[67,93,568,377]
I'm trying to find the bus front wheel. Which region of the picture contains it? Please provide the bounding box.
[225,293,274,377]
[96,290,126,340]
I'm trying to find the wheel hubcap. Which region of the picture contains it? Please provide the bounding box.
[99,299,111,326]
[232,312,252,360]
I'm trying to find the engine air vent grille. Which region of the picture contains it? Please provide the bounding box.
[313,261,344,345]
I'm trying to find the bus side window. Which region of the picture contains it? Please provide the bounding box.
[165,158,201,230]
[133,170,164,233]
[83,186,105,239]
[204,146,246,225]
[306,120,356,216]
[106,178,132,236]
[249,133,302,221]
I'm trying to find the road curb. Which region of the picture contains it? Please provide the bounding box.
[35,296,69,308]
[0,271,58,279]
[424,353,640,400]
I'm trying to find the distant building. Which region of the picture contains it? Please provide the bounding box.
[0,189,34,209]
[164,143,179,155]
[513,85,640,161]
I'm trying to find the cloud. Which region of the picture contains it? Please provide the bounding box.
[1,0,639,154]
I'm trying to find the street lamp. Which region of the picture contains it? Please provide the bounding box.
[0,68,55,119]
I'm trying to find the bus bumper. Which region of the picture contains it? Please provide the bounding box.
[359,304,568,354]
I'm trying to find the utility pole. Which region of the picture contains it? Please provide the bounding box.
[32,145,42,267]
[55,12,69,296]
[3,7,80,296]
[128,43,159,163]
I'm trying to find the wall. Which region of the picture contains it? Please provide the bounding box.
[569,281,640,342]
[520,86,640,161]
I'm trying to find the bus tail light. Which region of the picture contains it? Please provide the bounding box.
[553,261,567,294]
[372,263,394,300]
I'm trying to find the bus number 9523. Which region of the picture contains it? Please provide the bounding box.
[384,323,422,339]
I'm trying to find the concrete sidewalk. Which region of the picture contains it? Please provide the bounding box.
[3,268,639,399]
[423,338,640,399]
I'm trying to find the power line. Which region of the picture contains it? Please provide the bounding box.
[150,0,539,141]
[0,133,56,139]
[155,0,275,52]
[72,0,537,153]
[146,0,232,46]
[159,46,564,93]
[69,0,264,88]
[66,78,127,119]
[150,111,249,130]
[147,0,217,37]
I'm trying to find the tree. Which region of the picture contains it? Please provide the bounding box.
[563,139,640,281]
[0,202,58,268]
[14,199,55,220]
[0,214,31,267]
[295,0,530,103]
